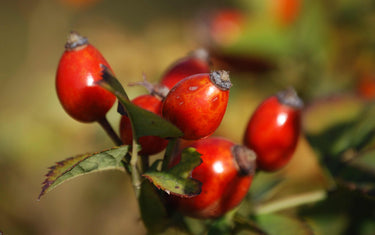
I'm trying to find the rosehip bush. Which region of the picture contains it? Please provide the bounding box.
[40,31,375,235]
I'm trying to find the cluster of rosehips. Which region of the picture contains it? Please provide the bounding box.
[56,32,303,219]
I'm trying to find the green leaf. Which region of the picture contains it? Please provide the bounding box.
[304,98,375,193]
[305,101,375,197]
[138,180,169,234]
[224,22,294,58]
[351,149,375,173]
[249,172,285,203]
[168,147,202,178]
[299,186,375,234]
[306,121,353,160]
[299,188,356,235]
[97,67,183,140]
[182,217,207,235]
[256,214,313,235]
[162,138,178,171]
[143,172,201,197]
[331,104,375,155]
[335,149,375,198]
[143,147,202,197]
[305,213,349,235]
[38,145,129,199]
[303,94,364,159]
[306,101,375,158]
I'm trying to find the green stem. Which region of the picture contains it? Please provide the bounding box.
[162,138,178,171]
[254,190,326,215]
[97,116,123,146]
[131,139,142,198]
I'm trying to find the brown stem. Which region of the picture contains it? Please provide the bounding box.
[97,116,123,146]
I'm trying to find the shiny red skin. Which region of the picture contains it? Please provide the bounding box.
[162,73,230,140]
[243,96,301,171]
[56,44,116,122]
[170,137,253,219]
[120,94,168,156]
[160,56,210,90]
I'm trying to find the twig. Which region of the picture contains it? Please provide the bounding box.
[131,139,142,198]
[254,190,326,214]
[97,116,123,146]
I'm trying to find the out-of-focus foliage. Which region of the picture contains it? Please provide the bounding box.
[1,0,375,234]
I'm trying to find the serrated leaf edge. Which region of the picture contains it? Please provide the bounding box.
[38,146,128,200]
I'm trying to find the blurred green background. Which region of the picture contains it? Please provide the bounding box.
[1,0,374,234]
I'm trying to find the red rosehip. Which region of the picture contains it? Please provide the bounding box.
[243,88,303,172]
[169,137,256,219]
[160,49,211,91]
[209,9,246,46]
[272,0,301,26]
[162,71,231,140]
[357,73,375,100]
[56,31,116,123]
[119,94,168,156]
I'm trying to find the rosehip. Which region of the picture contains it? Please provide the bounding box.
[162,71,231,140]
[119,94,168,155]
[272,0,301,26]
[56,31,116,123]
[169,137,256,219]
[209,9,246,46]
[243,88,303,172]
[357,73,375,100]
[160,49,211,90]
